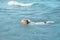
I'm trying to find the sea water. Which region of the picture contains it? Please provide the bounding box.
[0,0,60,40]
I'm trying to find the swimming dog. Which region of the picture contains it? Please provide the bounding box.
[21,19,54,25]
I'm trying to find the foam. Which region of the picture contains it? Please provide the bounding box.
[8,1,34,7]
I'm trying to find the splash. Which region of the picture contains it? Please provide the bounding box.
[8,1,34,7]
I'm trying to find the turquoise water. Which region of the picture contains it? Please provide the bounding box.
[0,0,60,40]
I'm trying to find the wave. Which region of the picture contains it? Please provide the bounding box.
[8,1,34,7]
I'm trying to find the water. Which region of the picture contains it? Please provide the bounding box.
[0,0,60,40]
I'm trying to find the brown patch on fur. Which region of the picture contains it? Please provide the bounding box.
[21,19,30,24]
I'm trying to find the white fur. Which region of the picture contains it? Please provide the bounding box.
[32,21,54,25]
